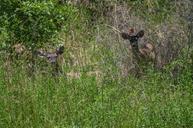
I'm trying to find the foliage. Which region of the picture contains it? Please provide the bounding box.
[0,0,193,127]
[0,68,192,127]
[0,0,77,50]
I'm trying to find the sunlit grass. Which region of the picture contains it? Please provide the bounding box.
[0,0,193,128]
[0,66,192,127]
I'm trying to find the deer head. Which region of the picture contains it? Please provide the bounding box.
[35,45,65,76]
[35,45,64,64]
[121,29,155,61]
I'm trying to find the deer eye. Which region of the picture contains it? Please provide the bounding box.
[132,43,137,48]
[129,36,138,42]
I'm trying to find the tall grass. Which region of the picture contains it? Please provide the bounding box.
[0,67,192,127]
[0,0,193,128]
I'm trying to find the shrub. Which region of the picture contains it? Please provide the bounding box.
[0,0,77,50]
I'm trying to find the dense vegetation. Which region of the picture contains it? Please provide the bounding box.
[0,0,193,127]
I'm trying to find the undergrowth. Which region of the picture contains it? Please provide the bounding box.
[0,0,193,128]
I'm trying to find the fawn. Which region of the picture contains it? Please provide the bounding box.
[121,28,156,75]
[11,44,65,76]
[35,45,64,76]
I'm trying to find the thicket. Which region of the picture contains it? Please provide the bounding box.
[0,0,77,50]
[0,0,193,127]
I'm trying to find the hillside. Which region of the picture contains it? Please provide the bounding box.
[0,0,193,127]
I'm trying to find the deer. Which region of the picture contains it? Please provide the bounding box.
[120,28,156,76]
[9,43,65,76]
[34,45,65,76]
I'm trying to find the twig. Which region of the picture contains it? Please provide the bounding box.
[105,24,121,33]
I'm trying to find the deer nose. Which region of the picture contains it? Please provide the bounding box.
[131,43,137,47]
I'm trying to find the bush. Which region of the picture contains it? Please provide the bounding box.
[0,0,77,50]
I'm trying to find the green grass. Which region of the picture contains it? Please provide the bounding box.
[0,67,192,128]
[0,0,193,127]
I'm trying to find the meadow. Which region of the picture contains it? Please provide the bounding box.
[0,0,193,127]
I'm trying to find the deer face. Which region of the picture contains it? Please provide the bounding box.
[56,46,64,55]
[121,29,144,51]
[121,29,155,62]
[35,45,65,76]
[35,45,64,63]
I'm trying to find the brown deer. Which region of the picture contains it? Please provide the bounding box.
[121,28,156,75]
[10,44,65,76]
[35,45,64,76]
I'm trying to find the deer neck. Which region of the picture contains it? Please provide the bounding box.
[130,42,140,55]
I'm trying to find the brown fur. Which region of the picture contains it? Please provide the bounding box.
[139,43,155,61]
[10,43,65,76]
[121,29,156,76]
[121,29,155,62]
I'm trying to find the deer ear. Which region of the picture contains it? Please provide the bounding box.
[136,30,144,38]
[128,28,134,35]
[56,46,64,54]
[121,32,130,39]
